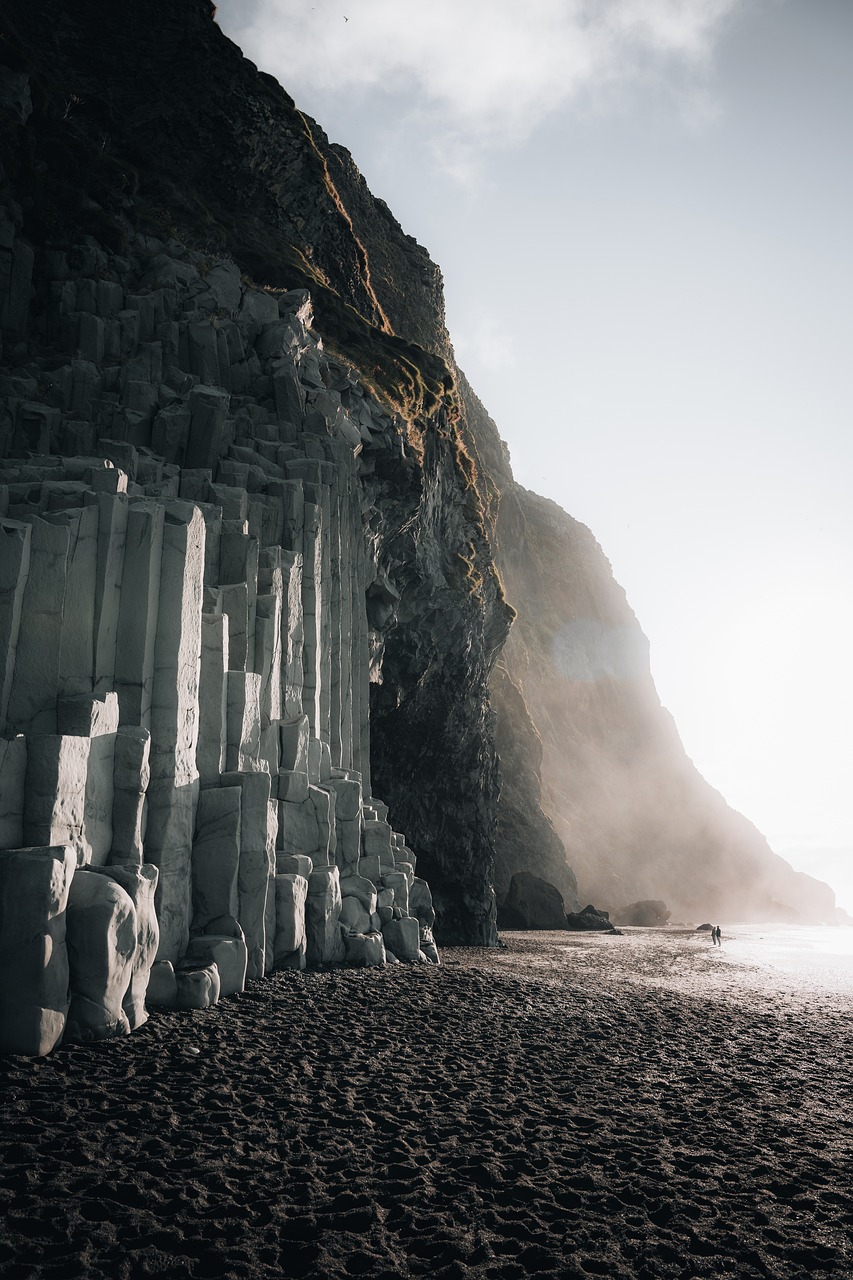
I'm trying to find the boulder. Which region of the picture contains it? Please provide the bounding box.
[382,916,420,962]
[174,961,220,1010]
[146,959,177,1008]
[420,925,441,965]
[64,869,137,1042]
[0,845,76,1056]
[342,931,386,967]
[89,863,159,1029]
[613,899,671,927]
[184,934,247,997]
[498,872,568,931]
[565,904,619,933]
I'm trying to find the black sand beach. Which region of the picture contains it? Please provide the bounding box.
[1,930,851,1279]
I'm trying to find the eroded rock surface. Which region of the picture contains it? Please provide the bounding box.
[498,871,570,932]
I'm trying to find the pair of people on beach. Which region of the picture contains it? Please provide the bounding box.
[711,925,722,946]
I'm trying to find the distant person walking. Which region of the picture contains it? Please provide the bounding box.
[712,925,722,946]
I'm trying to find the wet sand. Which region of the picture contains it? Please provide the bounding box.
[1,929,852,1279]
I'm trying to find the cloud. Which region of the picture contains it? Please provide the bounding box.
[216,0,744,149]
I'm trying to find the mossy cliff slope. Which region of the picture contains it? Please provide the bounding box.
[0,0,835,938]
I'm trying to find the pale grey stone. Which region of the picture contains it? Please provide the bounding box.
[146,959,177,1008]
[410,877,436,928]
[145,503,205,960]
[54,694,119,867]
[278,795,319,858]
[5,518,70,734]
[329,776,361,821]
[279,715,310,773]
[264,872,276,972]
[89,863,159,1028]
[90,494,128,694]
[276,853,313,877]
[148,502,205,762]
[191,786,241,929]
[341,875,378,914]
[0,845,75,1056]
[0,736,26,848]
[114,503,164,727]
[281,552,304,718]
[276,770,309,803]
[381,916,420,962]
[336,817,361,867]
[225,671,262,771]
[306,865,344,967]
[46,503,98,699]
[254,589,283,725]
[221,770,276,980]
[23,735,90,865]
[196,614,228,784]
[201,914,244,939]
[273,872,308,969]
[342,931,386,967]
[310,784,335,862]
[420,925,441,965]
[339,896,371,933]
[220,581,249,672]
[65,870,137,1042]
[185,934,247,997]
[110,726,150,866]
[359,853,382,884]
[363,818,395,865]
[174,961,220,1009]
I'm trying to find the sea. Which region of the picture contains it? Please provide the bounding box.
[624,922,853,1015]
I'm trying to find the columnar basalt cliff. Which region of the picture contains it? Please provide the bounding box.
[0,0,838,1058]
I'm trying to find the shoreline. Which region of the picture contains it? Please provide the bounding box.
[1,931,851,1279]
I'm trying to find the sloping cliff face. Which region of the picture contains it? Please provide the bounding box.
[459,383,837,923]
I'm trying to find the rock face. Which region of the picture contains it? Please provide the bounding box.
[613,900,671,928]
[565,906,618,933]
[459,384,838,925]
[0,0,839,1062]
[498,872,570,932]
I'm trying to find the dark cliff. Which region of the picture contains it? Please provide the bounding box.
[0,0,836,937]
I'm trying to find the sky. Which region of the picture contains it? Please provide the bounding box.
[214,0,853,914]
